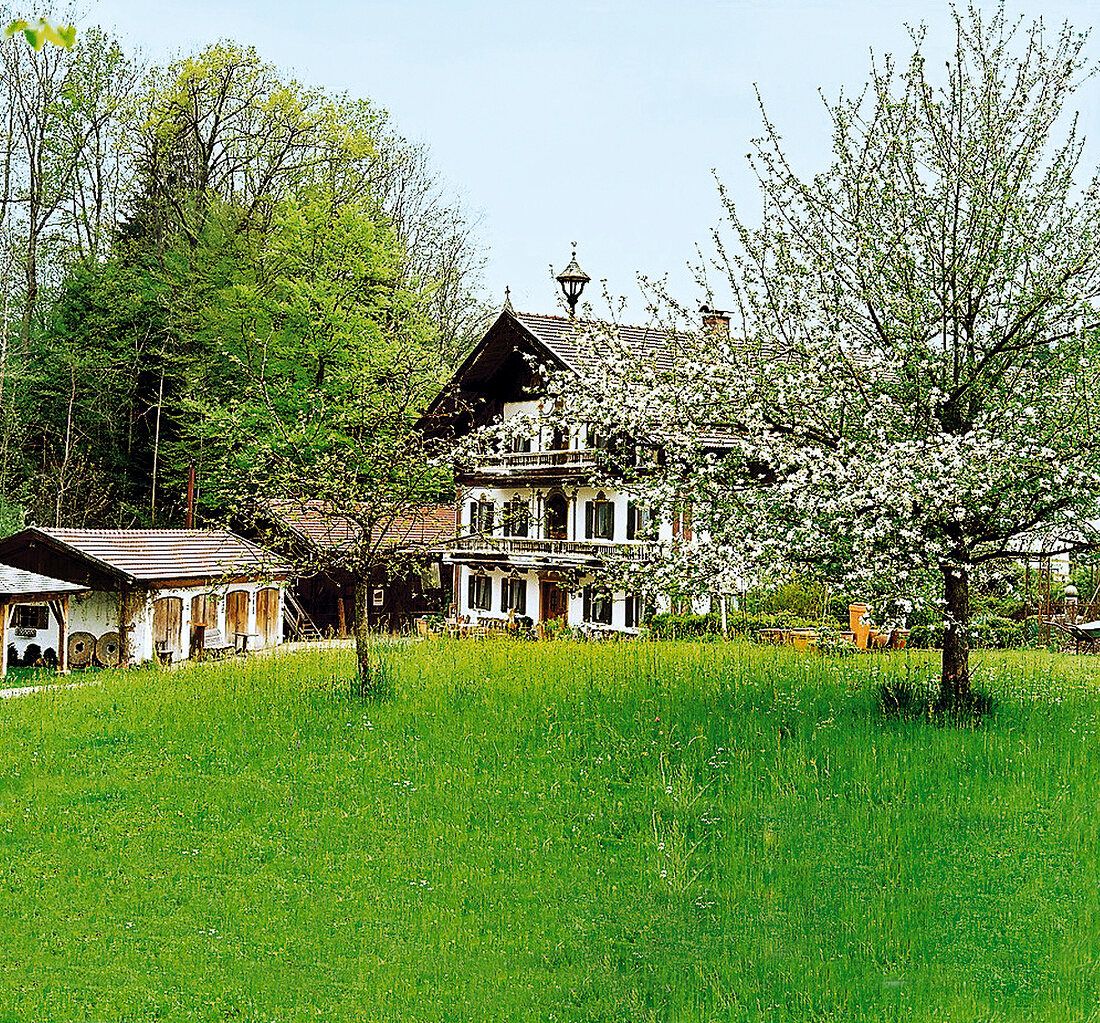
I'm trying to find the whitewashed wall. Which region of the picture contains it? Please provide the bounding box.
[7,579,284,668]
[455,564,643,633]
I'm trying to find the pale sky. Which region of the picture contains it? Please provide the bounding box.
[74,0,1100,320]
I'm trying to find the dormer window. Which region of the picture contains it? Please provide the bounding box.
[585,492,615,541]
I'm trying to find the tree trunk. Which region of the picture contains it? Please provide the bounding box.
[939,563,971,711]
[353,572,386,698]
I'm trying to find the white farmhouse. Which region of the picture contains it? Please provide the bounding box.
[422,303,721,634]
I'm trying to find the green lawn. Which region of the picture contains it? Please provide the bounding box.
[0,639,1095,1021]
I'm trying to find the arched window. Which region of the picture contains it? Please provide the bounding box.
[545,493,568,540]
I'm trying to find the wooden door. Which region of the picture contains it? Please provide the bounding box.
[152,597,183,655]
[540,580,568,624]
[226,590,250,639]
[191,593,218,628]
[255,588,280,646]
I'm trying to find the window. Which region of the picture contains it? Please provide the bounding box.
[468,572,492,611]
[507,434,532,453]
[12,604,48,630]
[550,426,568,451]
[583,585,613,625]
[624,594,644,629]
[545,493,568,540]
[626,501,648,540]
[586,425,610,450]
[503,496,530,537]
[468,498,495,534]
[607,432,637,466]
[501,576,527,615]
[585,493,615,540]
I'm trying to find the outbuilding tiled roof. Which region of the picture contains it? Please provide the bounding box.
[0,563,88,602]
[375,506,456,548]
[270,502,455,553]
[28,528,288,583]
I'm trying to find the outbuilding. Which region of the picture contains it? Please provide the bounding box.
[0,528,290,667]
[0,564,88,677]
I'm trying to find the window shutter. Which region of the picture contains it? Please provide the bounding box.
[627,501,636,540]
[607,503,615,540]
[583,585,591,621]
[625,596,635,629]
[585,501,594,539]
[516,582,526,615]
[467,572,476,609]
[502,503,511,538]
[469,502,477,532]
[485,504,495,533]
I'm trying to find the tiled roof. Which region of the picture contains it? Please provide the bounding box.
[376,506,456,548]
[513,312,685,374]
[269,502,361,552]
[30,528,288,582]
[271,502,456,552]
[0,563,88,601]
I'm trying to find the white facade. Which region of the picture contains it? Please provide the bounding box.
[448,401,667,633]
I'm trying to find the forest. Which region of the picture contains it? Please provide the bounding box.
[0,27,486,534]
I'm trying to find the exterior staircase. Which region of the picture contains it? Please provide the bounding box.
[283,589,324,643]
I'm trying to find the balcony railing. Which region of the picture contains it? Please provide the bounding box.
[472,448,602,471]
[447,534,650,561]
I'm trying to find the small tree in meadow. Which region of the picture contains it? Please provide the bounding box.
[564,6,1100,712]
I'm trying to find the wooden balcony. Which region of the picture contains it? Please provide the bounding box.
[472,448,602,471]
[446,534,650,564]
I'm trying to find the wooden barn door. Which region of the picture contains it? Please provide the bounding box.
[191,593,218,628]
[152,597,183,657]
[225,590,250,640]
[190,593,219,657]
[255,588,280,647]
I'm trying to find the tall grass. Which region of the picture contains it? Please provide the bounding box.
[0,640,1095,1020]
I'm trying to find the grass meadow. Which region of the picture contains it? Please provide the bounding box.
[0,639,1097,1021]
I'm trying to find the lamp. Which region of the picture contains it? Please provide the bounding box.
[556,244,590,317]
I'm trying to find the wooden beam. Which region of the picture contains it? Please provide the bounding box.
[118,589,130,667]
[57,595,69,675]
[0,601,8,679]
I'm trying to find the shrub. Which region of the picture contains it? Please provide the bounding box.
[904,615,1031,650]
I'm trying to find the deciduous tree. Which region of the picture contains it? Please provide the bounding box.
[565,6,1100,712]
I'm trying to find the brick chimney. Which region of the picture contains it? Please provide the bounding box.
[700,304,730,339]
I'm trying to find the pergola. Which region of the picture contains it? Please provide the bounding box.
[0,564,88,678]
